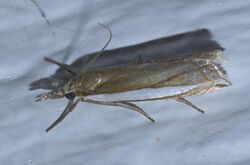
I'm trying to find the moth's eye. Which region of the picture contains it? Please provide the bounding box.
[65,92,75,100]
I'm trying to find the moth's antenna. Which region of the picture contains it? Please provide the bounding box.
[81,23,112,75]
[30,0,50,25]
[44,57,77,75]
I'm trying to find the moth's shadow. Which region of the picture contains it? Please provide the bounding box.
[29,29,223,91]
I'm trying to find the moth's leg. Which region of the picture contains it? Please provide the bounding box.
[175,97,205,114]
[44,57,77,75]
[118,101,155,123]
[46,99,74,132]
[211,63,232,85]
[189,60,232,86]
[81,98,154,123]
[46,98,80,132]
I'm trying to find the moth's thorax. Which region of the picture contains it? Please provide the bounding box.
[66,75,98,95]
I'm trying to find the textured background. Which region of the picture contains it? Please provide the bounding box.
[1,0,250,164]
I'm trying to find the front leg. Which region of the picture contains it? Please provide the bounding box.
[80,98,154,123]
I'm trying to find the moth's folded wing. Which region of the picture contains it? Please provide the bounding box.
[30,29,224,90]
[86,61,225,94]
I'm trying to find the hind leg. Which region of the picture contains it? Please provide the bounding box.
[80,98,154,123]
[175,97,205,114]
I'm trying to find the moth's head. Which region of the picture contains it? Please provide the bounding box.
[35,80,76,101]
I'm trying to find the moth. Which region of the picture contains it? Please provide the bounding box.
[34,25,231,132]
